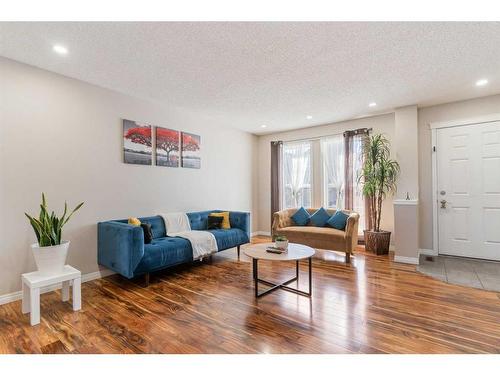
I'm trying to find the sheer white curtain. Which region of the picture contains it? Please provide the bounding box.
[283,141,312,208]
[322,131,367,235]
[321,136,345,210]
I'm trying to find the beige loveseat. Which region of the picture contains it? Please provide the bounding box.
[272,208,359,263]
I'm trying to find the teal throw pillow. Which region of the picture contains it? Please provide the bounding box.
[310,207,331,227]
[291,207,311,226]
[327,211,349,231]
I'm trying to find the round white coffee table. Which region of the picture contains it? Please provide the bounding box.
[243,243,315,298]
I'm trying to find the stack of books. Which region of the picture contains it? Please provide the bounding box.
[265,246,287,254]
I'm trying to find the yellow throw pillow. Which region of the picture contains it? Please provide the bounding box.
[209,212,230,229]
[128,217,141,226]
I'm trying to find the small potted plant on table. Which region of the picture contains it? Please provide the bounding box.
[25,193,84,275]
[274,235,289,251]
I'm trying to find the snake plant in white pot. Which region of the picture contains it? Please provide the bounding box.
[25,193,84,275]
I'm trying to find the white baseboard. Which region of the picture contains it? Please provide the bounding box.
[0,268,115,306]
[394,255,419,265]
[82,268,115,282]
[419,248,438,256]
[0,291,23,306]
[251,231,271,237]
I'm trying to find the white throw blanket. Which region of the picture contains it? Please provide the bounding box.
[160,212,218,260]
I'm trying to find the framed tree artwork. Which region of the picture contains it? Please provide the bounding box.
[156,127,180,167]
[123,119,152,165]
[181,132,201,169]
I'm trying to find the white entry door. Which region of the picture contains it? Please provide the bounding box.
[437,121,500,261]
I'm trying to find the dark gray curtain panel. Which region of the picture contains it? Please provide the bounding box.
[343,128,370,241]
[270,141,283,231]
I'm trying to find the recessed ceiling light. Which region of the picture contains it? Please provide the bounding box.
[306,115,313,120]
[261,125,267,128]
[368,102,377,108]
[53,44,68,55]
[476,79,488,87]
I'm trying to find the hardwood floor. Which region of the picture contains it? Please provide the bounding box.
[1,236,499,354]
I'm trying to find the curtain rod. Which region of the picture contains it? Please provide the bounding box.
[278,127,372,144]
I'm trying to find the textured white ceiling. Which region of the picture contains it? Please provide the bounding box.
[1,22,499,134]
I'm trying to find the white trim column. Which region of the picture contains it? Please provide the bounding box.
[394,199,419,264]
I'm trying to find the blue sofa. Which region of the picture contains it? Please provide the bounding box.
[97,210,250,279]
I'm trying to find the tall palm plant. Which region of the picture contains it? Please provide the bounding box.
[358,134,400,232]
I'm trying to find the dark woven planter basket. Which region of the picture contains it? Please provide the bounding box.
[364,230,391,255]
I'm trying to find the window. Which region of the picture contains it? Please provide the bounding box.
[321,132,366,234]
[279,131,367,236]
[282,141,312,208]
[321,136,345,210]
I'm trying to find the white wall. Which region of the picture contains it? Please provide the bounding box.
[257,113,396,233]
[256,94,500,249]
[3,56,500,298]
[394,105,419,199]
[418,94,500,250]
[0,58,258,296]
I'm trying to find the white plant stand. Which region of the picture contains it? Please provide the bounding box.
[22,265,81,326]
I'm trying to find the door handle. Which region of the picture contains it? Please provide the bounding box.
[440,200,447,209]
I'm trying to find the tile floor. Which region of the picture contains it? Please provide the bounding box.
[417,254,500,292]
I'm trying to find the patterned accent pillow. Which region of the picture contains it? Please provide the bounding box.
[128,217,141,226]
[140,223,153,244]
[209,212,230,229]
[207,215,224,230]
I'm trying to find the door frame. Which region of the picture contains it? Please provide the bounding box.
[430,113,500,255]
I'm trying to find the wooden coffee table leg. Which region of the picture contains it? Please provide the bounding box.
[308,257,312,296]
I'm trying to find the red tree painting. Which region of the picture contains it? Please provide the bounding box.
[182,134,200,152]
[156,127,180,167]
[123,119,152,165]
[181,132,201,169]
[125,127,152,147]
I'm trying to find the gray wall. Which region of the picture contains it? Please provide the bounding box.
[418,94,500,250]
[0,58,258,296]
[256,93,500,252]
[2,55,500,297]
[256,113,396,233]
